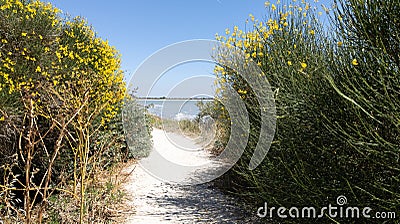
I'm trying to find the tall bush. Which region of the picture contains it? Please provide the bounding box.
[0,0,126,223]
[325,0,400,213]
[211,1,399,223]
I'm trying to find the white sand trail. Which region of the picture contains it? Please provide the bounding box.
[122,129,256,224]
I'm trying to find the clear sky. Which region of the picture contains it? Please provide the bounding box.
[44,0,332,97]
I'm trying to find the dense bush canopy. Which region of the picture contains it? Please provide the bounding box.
[0,0,127,223]
[210,1,399,223]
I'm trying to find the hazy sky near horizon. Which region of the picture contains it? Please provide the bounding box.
[45,0,331,97]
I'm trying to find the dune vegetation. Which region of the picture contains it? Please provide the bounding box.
[206,0,399,223]
[1,0,399,223]
[0,0,148,223]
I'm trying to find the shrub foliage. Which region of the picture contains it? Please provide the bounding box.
[0,0,127,223]
[211,1,399,223]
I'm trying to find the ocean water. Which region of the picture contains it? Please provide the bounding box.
[138,100,210,120]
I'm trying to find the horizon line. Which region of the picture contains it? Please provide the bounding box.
[135,96,214,100]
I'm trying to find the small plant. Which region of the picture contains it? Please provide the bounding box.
[122,97,153,159]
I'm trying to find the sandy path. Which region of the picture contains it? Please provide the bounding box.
[121,129,254,224]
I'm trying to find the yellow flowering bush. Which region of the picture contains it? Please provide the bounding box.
[212,0,324,153]
[211,0,399,222]
[0,0,125,120]
[54,17,125,124]
[0,0,60,94]
[325,0,400,215]
[0,0,126,222]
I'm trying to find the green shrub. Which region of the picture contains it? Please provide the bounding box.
[211,1,399,223]
[325,0,400,213]
[122,97,153,158]
[0,0,127,222]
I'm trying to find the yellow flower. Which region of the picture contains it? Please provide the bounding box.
[35,66,42,73]
[271,4,277,11]
[0,116,4,121]
[249,14,255,22]
[301,62,307,69]
[352,59,358,66]
[238,89,247,94]
[22,32,27,37]
[39,35,43,40]
[309,30,315,35]
[337,41,343,47]
[283,22,288,27]
[265,1,271,7]
[287,61,292,66]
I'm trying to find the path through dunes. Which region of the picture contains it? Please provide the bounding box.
[122,129,258,224]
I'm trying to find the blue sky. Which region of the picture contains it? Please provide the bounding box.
[45,0,332,97]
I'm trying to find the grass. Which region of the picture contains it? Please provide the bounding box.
[149,114,200,137]
[45,163,129,224]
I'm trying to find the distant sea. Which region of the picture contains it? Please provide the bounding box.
[137,99,211,120]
